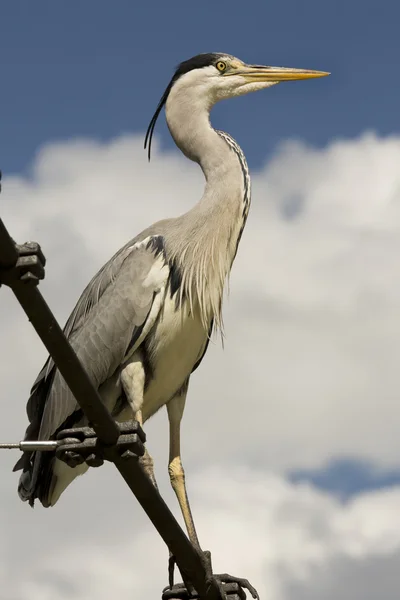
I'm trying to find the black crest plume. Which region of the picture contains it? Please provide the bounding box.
[144,53,224,161]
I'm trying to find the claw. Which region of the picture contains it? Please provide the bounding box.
[206,576,227,600]
[214,574,259,600]
[165,549,259,600]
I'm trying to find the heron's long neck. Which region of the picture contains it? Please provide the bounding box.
[165,94,251,329]
[166,95,245,186]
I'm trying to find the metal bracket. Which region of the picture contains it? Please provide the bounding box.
[0,239,46,287]
[55,419,146,467]
[0,420,146,469]
[162,583,246,600]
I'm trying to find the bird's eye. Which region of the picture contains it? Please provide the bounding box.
[216,61,227,73]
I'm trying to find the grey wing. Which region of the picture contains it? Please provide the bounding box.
[29,236,140,398]
[21,234,169,445]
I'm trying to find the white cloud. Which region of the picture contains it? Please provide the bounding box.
[1,130,400,597]
[4,466,400,600]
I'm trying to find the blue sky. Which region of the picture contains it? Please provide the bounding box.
[1,0,400,174]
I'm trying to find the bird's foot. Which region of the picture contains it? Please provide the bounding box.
[165,550,259,600]
[210,574,259,600]
[201,550,259,600]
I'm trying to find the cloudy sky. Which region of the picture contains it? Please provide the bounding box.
[1,2,400,599]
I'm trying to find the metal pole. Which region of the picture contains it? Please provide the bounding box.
[0,217,18,268]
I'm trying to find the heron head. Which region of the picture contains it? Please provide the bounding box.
[145,52,329,159]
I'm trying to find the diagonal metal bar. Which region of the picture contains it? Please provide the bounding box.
[0,217,19,268]
[0,215,219,600]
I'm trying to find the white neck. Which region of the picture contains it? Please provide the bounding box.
[164,82,250,330]
[166,83,243,187]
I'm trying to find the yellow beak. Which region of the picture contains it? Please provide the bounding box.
[225,64,330,82]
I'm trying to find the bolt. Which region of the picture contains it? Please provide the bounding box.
[86,453,104,468]
[63,451,85,467]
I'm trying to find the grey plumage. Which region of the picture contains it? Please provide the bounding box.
[16,232,171,503]
[14,53,328,550]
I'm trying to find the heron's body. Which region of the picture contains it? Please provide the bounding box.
[16,101,251,506]
[50,231,216,504]
[15,54,328,580]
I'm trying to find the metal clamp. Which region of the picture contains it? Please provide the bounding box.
[162,582,246,600]
[0,420,146,469]
[56,419,146,467]
[0,239,46,287]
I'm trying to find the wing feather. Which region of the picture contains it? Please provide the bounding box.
[21,235,169,445]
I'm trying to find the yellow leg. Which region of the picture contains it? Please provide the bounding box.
[167,392,200,549]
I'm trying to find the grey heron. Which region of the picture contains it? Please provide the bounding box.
[14,51,328,579]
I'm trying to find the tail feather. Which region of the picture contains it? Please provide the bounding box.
[14,361,85,507]
[15,452,77,508]
[13,453,28,473]
[17,454,88,507]
[17,466,41,507]
[14,361,55,506]
[15,451,53,507]
[15,415,89,507]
